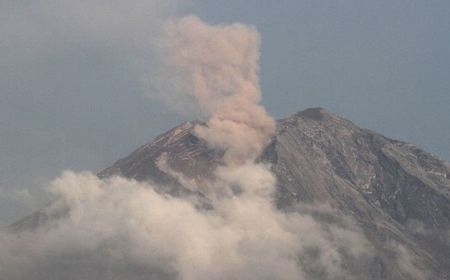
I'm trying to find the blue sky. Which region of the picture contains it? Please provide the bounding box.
[196,0,450,158]
[1,0,449,224]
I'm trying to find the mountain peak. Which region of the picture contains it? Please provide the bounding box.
[295,107,335,121]
[280,107,359,133]
[12,108,450,279]
[97,107,450,278]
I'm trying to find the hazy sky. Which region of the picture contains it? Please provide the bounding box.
[1,0,449,224]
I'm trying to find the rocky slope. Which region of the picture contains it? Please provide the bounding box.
[12,108,450,279]
[98,108,450,279]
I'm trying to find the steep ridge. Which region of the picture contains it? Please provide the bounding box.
[11,108,450,279]
[97,107,450,278]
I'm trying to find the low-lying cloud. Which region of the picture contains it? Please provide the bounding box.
[0,171,375,280]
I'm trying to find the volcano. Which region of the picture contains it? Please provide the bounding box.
[11,108,450,279]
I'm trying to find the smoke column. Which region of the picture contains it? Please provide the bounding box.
[162,15,276,164]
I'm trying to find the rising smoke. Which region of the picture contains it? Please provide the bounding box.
[161,16,275,163]
[0,12,396,280]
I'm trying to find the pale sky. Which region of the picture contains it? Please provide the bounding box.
[1,0,449,224]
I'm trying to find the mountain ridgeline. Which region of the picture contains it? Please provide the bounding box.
[13,108,450,279]
[98,108,450,279]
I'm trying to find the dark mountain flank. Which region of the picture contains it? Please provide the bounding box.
[13,108,450,279]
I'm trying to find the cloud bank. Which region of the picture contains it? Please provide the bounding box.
[0,171,375,280]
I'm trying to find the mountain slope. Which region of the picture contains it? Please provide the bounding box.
[98,108,450,278]
[11,108,450,279]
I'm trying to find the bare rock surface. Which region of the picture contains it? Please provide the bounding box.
[12,108,450,279]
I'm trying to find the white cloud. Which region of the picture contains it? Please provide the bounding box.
[0,171,375,280]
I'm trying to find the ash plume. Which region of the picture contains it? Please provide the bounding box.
[162,16,275,164]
